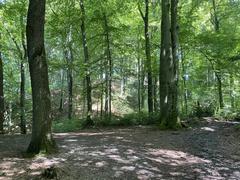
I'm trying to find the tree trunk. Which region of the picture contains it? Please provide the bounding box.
[169,0,180,126]
[104,14,112,120]
[64,30,74,120]
[20,16,27,134]
[65,28,74,119]
[212,0,224,109]
[230,74,235,109]
[137,41,141,113]
[26,0,56,154]
[0,35,4,134]
[144,0,153,114]
[80,0,93,125]
[59,70,64,112]
[139,0,153,114]
[216,72,224,109]
[160,0,172,126]
[66,56,73,119]
[181,48,188,115]
[160,0,180,129]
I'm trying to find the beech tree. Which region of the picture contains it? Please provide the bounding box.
[138,0,153,114]
[26,0,56,154]
[160,0,180,129]
[80,0,93,125]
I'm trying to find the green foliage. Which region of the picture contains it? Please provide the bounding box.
[52,118,83,133]
[190,101,215,118]
[94,112,160,127]
[235,124,240,131]
[215,107,240,121]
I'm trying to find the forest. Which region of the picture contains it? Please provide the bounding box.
[0,0,240,179]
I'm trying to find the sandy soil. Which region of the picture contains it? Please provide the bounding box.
[0,118,240,180]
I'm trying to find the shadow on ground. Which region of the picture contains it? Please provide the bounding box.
[0,118,240,179]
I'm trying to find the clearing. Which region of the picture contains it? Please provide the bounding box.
[0,118,240,180]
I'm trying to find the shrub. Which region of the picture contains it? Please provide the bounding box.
[94,112,160,127]
[190,101,215,118]
[215,107,240,121]
[53,118,83,133]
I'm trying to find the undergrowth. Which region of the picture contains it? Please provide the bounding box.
[53,112,160,133]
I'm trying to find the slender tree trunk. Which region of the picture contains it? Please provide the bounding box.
[59,70,64,112]
[153,76,158,112]
[141,73,145,109]
[212,0,224,109]
[212,0,219,32]
[104,64,109,116]
[139,0,153,114]
[80,0,93,125]
[181,49,188,115]
[20,16,27,134]
[67,60,73,119]
[26,0,56,154]
[20,61,26,134]
[64,32,74,120]
[104,14,112,120]
[65,44,73,119]
[230,74,235,109]
[145,0,153,114]
[0,35,4,134]
[137,42,141,113]
[100,58,104,120]
[216,72,224,109]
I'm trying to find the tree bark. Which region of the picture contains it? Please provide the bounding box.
[160,0,180,129]
[65,48,73,120]
[26,0,56,154]
[59,70,64,112]
[0,34,4,134]
[104,14,112,120]
[181,48,188,115]
[216,72,224,109]
[80,0,93,125]
[139,0,153,114]
[230,74,235,109]
[20,15,27,134]
[137,40,141,113]
[169,0,180,126]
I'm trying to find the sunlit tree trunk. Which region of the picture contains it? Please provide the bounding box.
[104,13,113,120]
[139,0,153,114]
[181,48,188,115]
[65,47,73,120]
[212,0,224,109]
[80,0,93,125]
[26,0,56,154]
[230,74,235,109]
[137,41,141,113]
[0,34,4,134]
[160,0,180,129]
[169,0,180,125]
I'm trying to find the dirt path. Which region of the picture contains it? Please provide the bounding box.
[0,118,240,180]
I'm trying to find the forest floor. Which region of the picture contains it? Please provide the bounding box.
[0,118,240,180]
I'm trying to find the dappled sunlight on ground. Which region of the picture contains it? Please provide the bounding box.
[0,120,240,179]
